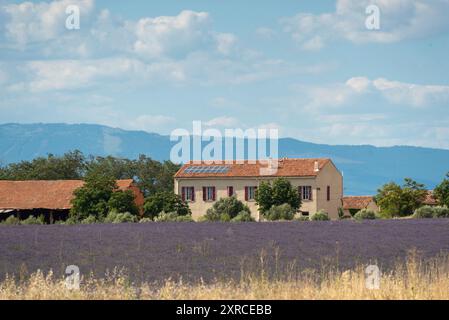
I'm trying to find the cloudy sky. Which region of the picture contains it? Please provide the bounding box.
[1,0,449,149]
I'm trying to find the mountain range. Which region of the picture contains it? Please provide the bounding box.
[1,123,448,195]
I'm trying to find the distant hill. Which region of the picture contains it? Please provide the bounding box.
[1,123,448,195]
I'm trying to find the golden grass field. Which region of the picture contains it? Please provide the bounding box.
[1,252,448,300]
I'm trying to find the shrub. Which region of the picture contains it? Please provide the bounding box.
[154,212,194,222]
[265,204,296,221]
[144,191,190,220]
[139,218,153,223]
[81,215,97,224]
[296,216,310,222]
[433,206,449,218]
[21,215,45,225]
[104,211,137,224]
[413,206,434,219]
[353,209,377,220]
[231,211,255,222]
[311,210,330,221]
[205,197,250,221]
[3,215,20,225]
[64,216,79,225]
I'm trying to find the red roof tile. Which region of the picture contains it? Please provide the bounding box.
[342,196,375,210]
[175,158,332,178]
[0,179,135,210]
[423,191,438,206]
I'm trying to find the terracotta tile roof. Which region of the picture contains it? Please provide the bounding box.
[0,179,135,210]
[175,158,331,178]
[423,190,438,206]
[342,196,375,210]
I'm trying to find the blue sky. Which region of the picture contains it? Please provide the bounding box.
[1,0,449,149]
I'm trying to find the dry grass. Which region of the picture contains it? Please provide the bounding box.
[1,252,449,300]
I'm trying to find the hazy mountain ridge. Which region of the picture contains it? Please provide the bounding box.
[1,123,448,195]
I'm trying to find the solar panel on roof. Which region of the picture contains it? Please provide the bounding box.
[184,166,231,174]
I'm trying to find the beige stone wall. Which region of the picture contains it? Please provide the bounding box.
[175,162,343,221]
[314,162,344,220]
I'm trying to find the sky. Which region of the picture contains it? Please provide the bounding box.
[0,0,449,149]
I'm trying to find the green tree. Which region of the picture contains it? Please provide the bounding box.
[0,150,85,180]
[204,196,251,221]
[434,172,449,207]
[143,191,190,219]
[255,178,301,216]
[375,178,427,217]
[70,173,117,221]
[108,190,139,216]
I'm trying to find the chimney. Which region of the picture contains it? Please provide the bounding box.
[314,160,320,172]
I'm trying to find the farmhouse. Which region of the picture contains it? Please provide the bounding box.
[341,196,379,217]
[0,179,144,223]
[174,158,343,221]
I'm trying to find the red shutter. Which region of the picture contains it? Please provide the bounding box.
[245,187,248,201]
[203,187,207,201]
[191,187,195,202]
[181,187,186,201]
[212,187,216,201]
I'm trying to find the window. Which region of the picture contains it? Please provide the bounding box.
[227,186,234,197]
[327,186,331,201]
[202,186,216,201]
[299,186,312,201]
[302,212,309,217]
[181,187,195,202]
[245,186,257,201]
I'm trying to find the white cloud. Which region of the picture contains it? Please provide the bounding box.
[281,0,449,49]
[204,116,240,128]
[302,76,449,111]
[130,115,176,133]
[346,77,371,93]
[17,58,186,92]
[2,0,94,48]
[214,33,237,55]
[131,10,211,59]
[373,78,449,107]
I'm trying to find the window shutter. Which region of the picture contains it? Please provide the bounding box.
[309,187,313,201]
[181,187,186,201]
[212,187,216,201]
[245,187,248,201]
[203,187,207,201]
[228,186,233,197]
[327,186,330,201]
[298,186,302,200]
[191,187,195,202]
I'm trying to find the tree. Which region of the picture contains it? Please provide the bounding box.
[70,173,117,220]
[143,191,190,220]
[204,196,251,221]
[255,178,301,216]
[434,172,449,207]
[108,190,139,216]
[0,150,85,180]
[375,178,427,217]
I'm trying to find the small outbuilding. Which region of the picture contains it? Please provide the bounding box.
[341,196,379,217]
[0,179,144,223]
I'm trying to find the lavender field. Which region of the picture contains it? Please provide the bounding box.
[1,219,449,284]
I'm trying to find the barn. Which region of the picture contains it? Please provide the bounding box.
[0,179,144,223]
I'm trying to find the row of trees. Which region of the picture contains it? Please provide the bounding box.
[0,150,180,195]
[375,173,449,218]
